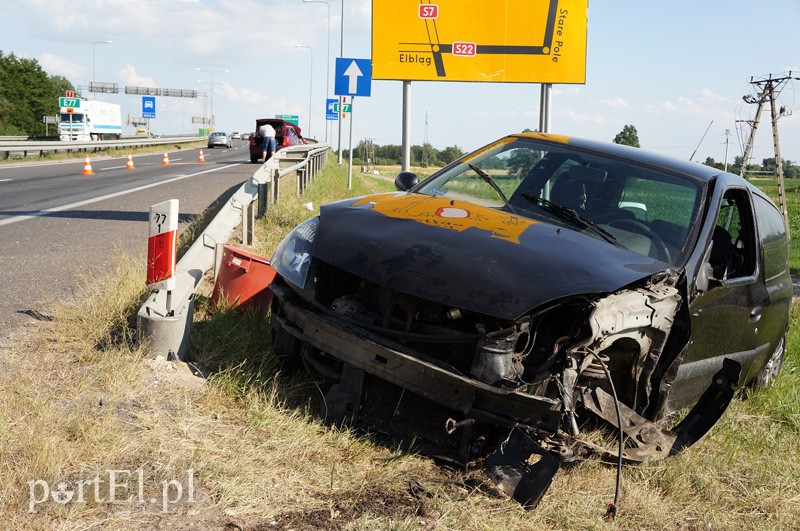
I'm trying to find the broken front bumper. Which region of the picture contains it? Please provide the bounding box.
[271,282,562,435]
[270,281,742,510]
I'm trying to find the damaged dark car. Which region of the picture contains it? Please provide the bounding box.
[268,133,792,509]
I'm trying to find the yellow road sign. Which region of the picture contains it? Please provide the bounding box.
[372,0,587,84]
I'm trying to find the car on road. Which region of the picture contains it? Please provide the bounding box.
[249,119,304,163]
[268,133,792,508]
[207,131,232,149]
[241,133,250,141]
[231,131,241,139]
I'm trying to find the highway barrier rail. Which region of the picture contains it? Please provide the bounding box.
[136,142,330,360]
[0,136,203,160]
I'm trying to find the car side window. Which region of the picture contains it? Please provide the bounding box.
[709,189,757,281]
[752,194,789,281]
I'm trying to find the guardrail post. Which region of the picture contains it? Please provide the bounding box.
[137,289,195,361]
[257,182,269,218]
[297,168,305,196]
[243,199,255,245]
[272,168,280,204]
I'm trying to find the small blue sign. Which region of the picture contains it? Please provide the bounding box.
[142,96,156,119]
[335,58,372,97]
[326,98,338,121]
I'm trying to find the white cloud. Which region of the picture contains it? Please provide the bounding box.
[559,108,610,125]
[598,97,630,109]
[553,86,581,96]
[699,88,726,101]
[222,84,268,107]
[118,65,156,87]
[37,53,84,79]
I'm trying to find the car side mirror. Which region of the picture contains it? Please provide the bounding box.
[696,261,723,293]
[395,171,419,191]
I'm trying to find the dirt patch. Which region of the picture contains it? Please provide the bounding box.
[264,487,426,530]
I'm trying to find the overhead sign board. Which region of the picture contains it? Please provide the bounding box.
[372,0,588,84]
[335,58,372,97]
[142,96,156,119]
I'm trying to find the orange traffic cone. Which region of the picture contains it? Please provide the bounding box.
[125,153,135,170]
[162,152,170,165]
[81,156,94,175]
[198,149,206,163]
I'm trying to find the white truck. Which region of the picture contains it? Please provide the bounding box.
[59,98,122,141]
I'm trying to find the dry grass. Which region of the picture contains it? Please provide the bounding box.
[1,158,798,529]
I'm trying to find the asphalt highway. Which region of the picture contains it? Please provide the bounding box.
[0,141,257,335]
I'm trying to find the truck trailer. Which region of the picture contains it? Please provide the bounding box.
[59,99,122,141]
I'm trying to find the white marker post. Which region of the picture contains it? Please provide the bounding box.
[147,199,179,314]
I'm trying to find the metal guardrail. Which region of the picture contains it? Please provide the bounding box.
[0,136,203,160]
[137,142,330,359]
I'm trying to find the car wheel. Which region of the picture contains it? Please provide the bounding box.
[250,155,259,163]
[753,336,785,390]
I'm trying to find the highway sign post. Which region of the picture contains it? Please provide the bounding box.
[276,114,300,126]
[372,0,588,83]
[59,97,80,108]
[335,59,373,189]
[326,98,338,121]
[142,96,156,119]
[335,58,372,97]
[372,0,588,169]
[147,199,179,310]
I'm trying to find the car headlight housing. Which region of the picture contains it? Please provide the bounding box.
[271,216,318,289]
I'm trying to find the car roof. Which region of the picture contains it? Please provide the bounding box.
[513,132,727,184]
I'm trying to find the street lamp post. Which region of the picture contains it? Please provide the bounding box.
[338,0,344,163]
[92,40,113,99]
[302,0,330,143]
[195,68,228,128]
[294,45,314,138]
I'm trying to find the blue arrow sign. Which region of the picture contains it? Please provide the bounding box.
[335,58,372,97]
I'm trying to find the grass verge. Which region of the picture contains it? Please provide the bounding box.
[1,160,798,529]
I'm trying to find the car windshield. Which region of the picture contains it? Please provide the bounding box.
[415,136,704,266]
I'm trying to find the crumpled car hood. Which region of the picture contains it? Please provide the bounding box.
[313,192,668,320]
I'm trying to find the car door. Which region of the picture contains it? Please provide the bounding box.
[666,186,767,411]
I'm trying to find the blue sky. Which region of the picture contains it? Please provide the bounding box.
[3,0,799,166]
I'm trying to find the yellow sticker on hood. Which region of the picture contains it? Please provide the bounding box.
[351,193,536,243]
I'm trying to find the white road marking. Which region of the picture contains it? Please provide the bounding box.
[0,163,243,227]
[0,179,11,183]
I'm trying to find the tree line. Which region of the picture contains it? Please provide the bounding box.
[614,124,798,178]
[344,140,467,168]
[0,51,75,136]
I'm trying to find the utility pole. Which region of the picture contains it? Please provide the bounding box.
[739,72,798,233]
[423,110,429,167]
[723,129,730,173]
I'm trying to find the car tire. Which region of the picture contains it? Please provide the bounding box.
[250,155,259,163]
[752,336,785,390]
